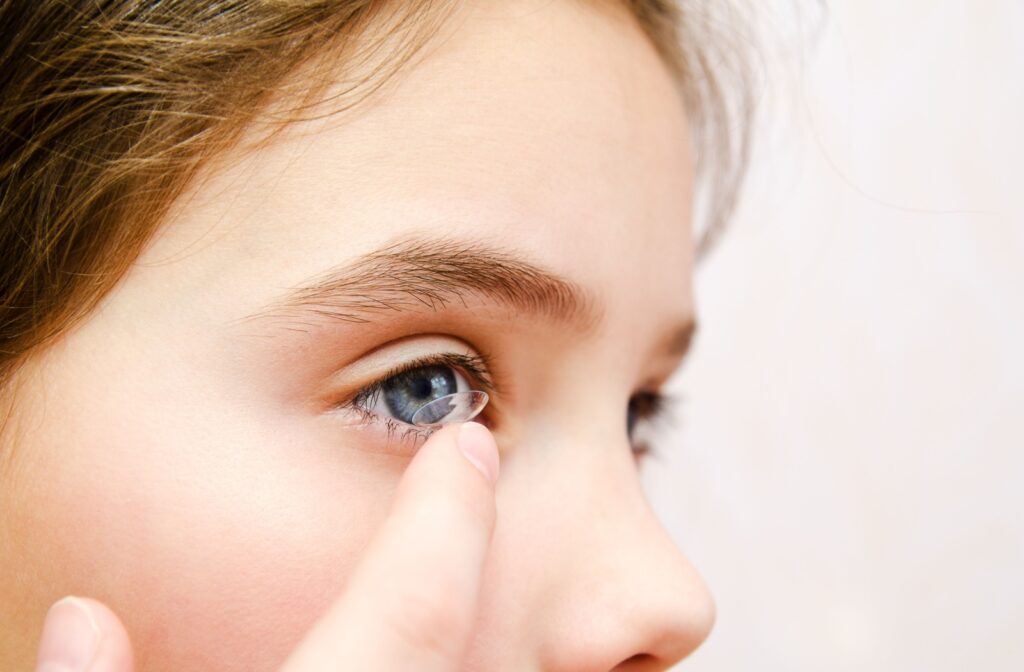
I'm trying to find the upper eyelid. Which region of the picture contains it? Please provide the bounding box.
[323,333,489,383]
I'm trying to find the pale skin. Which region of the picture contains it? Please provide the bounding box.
[2,1,715,670]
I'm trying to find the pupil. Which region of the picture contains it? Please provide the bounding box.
[383,365,457,423]
[411,376,434,399]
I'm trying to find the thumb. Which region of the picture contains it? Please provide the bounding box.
[35,596,135,672]
[281,421,500,671]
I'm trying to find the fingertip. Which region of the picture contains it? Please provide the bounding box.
[37,596,100,672]
[36,596,134,672]
[78,598,135,672]
[457,421,499,486]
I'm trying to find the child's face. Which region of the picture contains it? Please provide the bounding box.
[2,1,712,669]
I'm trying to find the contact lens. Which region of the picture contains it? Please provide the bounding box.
[410,390,489,427]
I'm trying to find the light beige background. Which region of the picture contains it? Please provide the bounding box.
[647,2,1024,669]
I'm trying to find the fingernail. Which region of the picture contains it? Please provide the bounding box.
[457,421,499,485]
[36,596,101,672]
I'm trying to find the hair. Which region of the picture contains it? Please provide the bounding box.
[0,0,753,413]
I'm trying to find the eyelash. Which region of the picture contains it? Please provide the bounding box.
[629,390,677,461]
[342,352,494,444]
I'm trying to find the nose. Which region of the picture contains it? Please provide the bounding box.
[495,424,716,671]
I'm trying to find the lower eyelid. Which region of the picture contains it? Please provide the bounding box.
[327,413,434,457]
[377,416,435,445]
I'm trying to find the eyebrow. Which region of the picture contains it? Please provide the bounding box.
[234,237,603,334]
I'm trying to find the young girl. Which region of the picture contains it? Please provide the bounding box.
[0,1,749,669]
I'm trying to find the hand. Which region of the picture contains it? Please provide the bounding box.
[34,422,500,672]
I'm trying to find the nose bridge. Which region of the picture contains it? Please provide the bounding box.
[522,426,716,671]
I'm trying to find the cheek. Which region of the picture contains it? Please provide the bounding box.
[14,393,402,672]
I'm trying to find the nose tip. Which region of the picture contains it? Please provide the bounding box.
[610,548,716,669]
[534,478,717,671]
[624,567,716,667]
[536,535,716,671]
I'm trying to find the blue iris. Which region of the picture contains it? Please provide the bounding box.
[382,365,458,423]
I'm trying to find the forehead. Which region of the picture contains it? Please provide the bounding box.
[143,0,694,324]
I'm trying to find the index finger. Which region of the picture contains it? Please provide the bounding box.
[280,421,499,671]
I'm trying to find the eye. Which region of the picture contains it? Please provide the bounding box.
[364,363,466,423]
[627,390,669,458]
[351,353,492,428]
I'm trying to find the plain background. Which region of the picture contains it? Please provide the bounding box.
[645,1,1024,670]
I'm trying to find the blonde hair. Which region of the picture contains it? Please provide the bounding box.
[0,0,752,398]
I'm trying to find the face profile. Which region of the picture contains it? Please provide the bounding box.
[1,1,720,669]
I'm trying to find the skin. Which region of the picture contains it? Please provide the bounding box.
[1,0,714,669]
